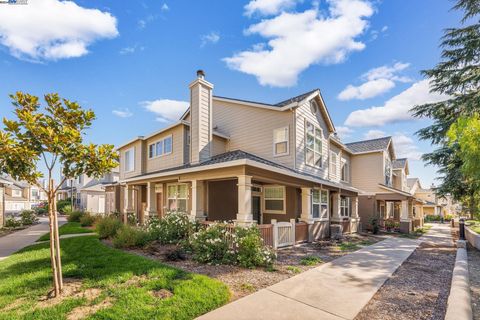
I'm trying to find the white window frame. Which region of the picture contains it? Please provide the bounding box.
[273,126,289,156]
[148,135,173,159]
[124,147,135,173]
[312,189,329,220]
[305,120,323,168]
[385,157,392,186]
[264,185,286,214]
[166,183,189,213]
[340,196,350,217]
[341,160,349,182]
[330,151,337,176]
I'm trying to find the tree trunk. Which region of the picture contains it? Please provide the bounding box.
[48,190,60,297]
[52,195,63,291]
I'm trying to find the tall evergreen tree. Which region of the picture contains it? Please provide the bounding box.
[411,0,480,209]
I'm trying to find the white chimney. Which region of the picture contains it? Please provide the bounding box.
[189,70,213,163]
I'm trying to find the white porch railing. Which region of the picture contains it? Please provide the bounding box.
[272,219,295,248]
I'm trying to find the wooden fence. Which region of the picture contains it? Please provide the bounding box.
[258,224,273,247]
[295,222,308,243]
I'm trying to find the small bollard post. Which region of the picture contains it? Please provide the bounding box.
[459,218,465,240]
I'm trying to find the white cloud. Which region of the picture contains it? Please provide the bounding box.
[119,44,145,55]
[336,126,354,139]
[225,0,374,87]
[393,133,423,161]
[338,62,410,101]
[0,0,118,61]
[138,15,156,29]
[344,79,448,127]
[244,0,298,16]
[112,108,133,118]
[141,99,189,123]
[363,129,386,140]
[161,3,169,11]
[201,32,220,47]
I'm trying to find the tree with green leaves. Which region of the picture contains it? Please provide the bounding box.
[411,0,480,212]
[0,92,118,297]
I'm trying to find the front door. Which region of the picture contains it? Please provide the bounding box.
[252,196,261,224]
[156,192,163,218]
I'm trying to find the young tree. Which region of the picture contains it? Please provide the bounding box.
[411,0,480,207]
[0,92,118,297]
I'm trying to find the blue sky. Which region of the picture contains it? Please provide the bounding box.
[0,0,460,186]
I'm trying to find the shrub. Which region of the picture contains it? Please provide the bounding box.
[369,216,379,234]
[126,212,138,226]
[56,199,72,214]
[96,216,123,239]
[147,212,198,244]
[190,223,234,265]
[300,255,322,266]
[4,217,21,228]
[67,211,84,223]
[113,225,150,248]
[235,226,275,268]
[20,210,38,225]
[80,213,96,227]
[444,214,454,221]
[34,202,48,216]
[62,205,73,215]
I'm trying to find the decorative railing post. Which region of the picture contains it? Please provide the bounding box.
[272,219,278,249]
[290,219,296,245]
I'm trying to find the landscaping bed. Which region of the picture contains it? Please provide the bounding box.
[355,238,455,320]
[468,244,480,320]
[124,232,383,301]
[37,222,93,241]
[0,236,229,320]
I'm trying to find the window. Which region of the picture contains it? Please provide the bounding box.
[148,135,173,159]
[312,189,328,219]
[310,100,319,114]
[384,158,392,186]
[12,189,21,197]
[167,184,188,213]
[305,121,322,167]
[273,127,289,156]
[330,151,337,176]
[264,186,285,214]
[341,160,349,182]
[125,147,135,172]
[340,196,351,217]
[31,189,39,198]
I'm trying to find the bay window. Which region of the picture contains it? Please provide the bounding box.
[167,184,188,213]
[312,189,329,219]
[305,121,323,167]
[264,186,285,214]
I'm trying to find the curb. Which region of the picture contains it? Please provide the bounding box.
[445,242,472,320]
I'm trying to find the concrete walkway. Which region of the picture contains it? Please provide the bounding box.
[420,223,454,247]
[199,237,423,320]
[0,216,66,261]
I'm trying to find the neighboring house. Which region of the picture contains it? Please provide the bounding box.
[0,177,12,226]
[57,169,120,214]
[117,71,361,236]
[345,137,424,233]
[408,179,446,217]
[1,175,48,214]
[437,193,462,217]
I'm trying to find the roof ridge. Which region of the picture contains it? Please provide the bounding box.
[345,136,392,145]
[274,88,319,106]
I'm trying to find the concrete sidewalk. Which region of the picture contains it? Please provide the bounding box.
[198,237,420,320]
[0,216,66,261]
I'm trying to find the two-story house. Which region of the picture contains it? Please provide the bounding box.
[117,71,361,237]
[408,179,444,217]
[345,137,423,233]
[0,175,47,214]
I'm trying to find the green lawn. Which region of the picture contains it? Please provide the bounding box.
[0,236,229,320]
[37,222,93,242]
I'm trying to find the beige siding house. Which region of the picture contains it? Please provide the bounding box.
[117,71,361,235]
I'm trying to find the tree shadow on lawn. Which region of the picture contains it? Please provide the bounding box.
[0,236,229,320]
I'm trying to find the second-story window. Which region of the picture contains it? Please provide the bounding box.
[273,127,289,156]
[330,151,337,176]
[341,160,349,182]
[305,121,322,167]
[385,158,392,186]
[149,135,173,159]
[125,147,135,172]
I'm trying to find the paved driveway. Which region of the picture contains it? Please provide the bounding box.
[0,216,66,261]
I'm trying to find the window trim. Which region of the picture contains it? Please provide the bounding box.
[312,188,329,220]
[263,185,286,214]
[124,147,135,173]
[166,183,189,213]
[340,196,350,217]
[330,151,337,176]
[304,120,323,168]
[273,126,289,157]
[148,135,173,159]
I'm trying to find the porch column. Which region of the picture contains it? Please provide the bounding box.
[331,192,342,222]
[236,175,253,226]
[300,187,312,222]
[190,180,206,221]
[351,197,359,219]
[123,185,134,224]
[400,199,412,233]
[145,182,157,220]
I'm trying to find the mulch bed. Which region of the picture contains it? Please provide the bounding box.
[468,244,480,320]
[355,237,456,320]
[123,233,384,301]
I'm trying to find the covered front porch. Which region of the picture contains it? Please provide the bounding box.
[375,193,424,233]
[121,163,359,237]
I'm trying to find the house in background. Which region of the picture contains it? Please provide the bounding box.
[57,169,120,214]
[1,175,47,215]
[346,137,424,233]
[0,177,12,226]
[117,70,361,237]
[408,179,444,217]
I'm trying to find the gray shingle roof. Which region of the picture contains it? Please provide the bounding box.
[392,158,407,169]
[213,89,318,109]
[407,178,419,189]
[345,137,392,153]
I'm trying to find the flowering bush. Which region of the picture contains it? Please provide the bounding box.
[189,223,276,268]
[20,210,39,225]
[147,212,197,244]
